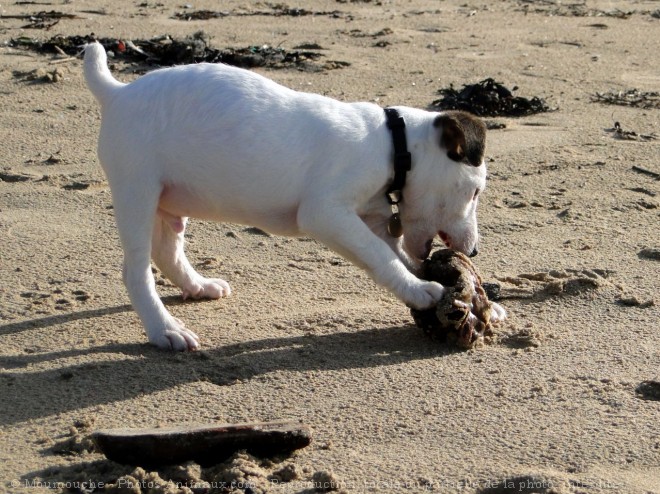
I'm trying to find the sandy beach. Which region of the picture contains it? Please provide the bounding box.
[1,1,659,492]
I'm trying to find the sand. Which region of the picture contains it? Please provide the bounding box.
[0,0,659,492]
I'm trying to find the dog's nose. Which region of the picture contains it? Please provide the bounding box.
[469,246,479,258]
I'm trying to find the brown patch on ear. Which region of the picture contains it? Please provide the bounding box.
[434,111,486,166]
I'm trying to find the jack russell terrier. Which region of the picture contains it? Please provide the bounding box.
[83,42,505,351]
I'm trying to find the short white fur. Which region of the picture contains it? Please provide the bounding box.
[83,42,504,351]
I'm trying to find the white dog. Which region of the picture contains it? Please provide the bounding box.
[83,42,505,351]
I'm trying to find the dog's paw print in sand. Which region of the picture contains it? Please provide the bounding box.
[410,249,507,349]
[19,285,94,314]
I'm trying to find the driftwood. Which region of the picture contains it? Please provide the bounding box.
[632,165,660,180]
[92,420,311,466]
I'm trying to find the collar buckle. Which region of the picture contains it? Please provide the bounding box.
[387,190,402,205]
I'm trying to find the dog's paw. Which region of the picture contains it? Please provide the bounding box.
[490,302,507,324]
[148,318,200,351]
[405,280,446,310]
[182,278,231,300]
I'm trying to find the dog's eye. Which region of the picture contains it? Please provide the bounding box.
[472,189,480,200]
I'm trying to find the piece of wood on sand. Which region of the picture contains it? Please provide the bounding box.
[92,420,311,466]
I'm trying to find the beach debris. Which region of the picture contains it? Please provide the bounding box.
[516,2,641,19]
[10,32,349,72]
[431,79,551,117]
[592,89,660,109]
[410,249,501,348]
[219,44,322,70]
[638,248,660,261]
[632,166,660,180]
[635,380,660,401]
[92,420,311,466]
[0,10,79,29]
[172,9,228,20]
[173,4,347,20]
[606,122,657,142]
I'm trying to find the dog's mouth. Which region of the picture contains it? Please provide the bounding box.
[408,232,453,262]
[439,231,452,248]
[438,231,477,257]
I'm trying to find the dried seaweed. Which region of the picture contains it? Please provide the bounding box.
[516,2,639,19]
[9,32,348,72]
[173,4,348,21]
[592,89,660,110]
[172,10,227,20]
[0,10,79,29]
[431,78,551,117]
[606,122,657,142]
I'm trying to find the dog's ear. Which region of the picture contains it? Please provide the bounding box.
[434,111,486,167]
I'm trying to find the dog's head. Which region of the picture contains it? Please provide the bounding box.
[399,110,487,262]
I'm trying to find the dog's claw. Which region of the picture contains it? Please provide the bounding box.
[165,329,200,351]
[149,320,200,352]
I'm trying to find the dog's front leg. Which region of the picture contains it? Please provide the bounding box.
[384,235,423,275]
[363,215,422,275]
[298,205,444,309]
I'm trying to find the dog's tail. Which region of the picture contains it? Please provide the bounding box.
[83,42,124,105]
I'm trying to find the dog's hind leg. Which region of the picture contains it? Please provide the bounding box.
[111,181,200,351]
[151,212,231,301]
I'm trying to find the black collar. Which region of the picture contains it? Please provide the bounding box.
[384,107,412,205]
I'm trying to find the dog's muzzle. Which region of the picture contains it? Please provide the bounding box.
[439,230,478,258]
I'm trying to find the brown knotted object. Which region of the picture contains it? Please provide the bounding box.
[410,249,495,348]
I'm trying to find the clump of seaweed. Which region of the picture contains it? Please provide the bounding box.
[9,32,348,72]
[431,78,551,117]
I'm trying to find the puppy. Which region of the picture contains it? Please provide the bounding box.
[83,42,505,351]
